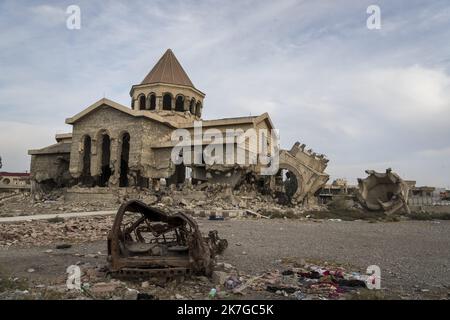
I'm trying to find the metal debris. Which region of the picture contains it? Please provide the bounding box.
[107,200,227,278]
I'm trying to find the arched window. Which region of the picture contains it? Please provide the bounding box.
[119,132,130,187]
[99,133,111,187]
[189,98,196,114]
[162,93,172,110]
[139,95,146,110]
[80,135,94,186]
[195,101,202,117]
[175,95,184,112]
[149,93,156,110]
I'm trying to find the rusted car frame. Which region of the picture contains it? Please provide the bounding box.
[107,200,227,278]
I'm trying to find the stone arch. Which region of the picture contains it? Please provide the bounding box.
[80,134,93,186]
[276,161,304,203]
[175,95,185,112]
[148,93,156,110]
[162,93,173,110]
[96,129,112,187]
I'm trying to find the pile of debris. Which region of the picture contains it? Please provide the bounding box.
[211,260,374,300]
[0,190,116,217]
[0,258,375,300]
[0,215,114,247]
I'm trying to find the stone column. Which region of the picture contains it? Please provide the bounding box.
[184,96,190,112]
[90,138,99,177]
[157,96,162,110]
[109,136,119,187]
[145,94,150,110]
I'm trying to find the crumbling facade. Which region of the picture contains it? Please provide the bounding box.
[28,49,329,204]
[275,142,329,204]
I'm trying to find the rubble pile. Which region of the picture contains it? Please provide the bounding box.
[1,180,328,219]
[0,190,117,217]
[0,216,114,247]
[136,182,326,217]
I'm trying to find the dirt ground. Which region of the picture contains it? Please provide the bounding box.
[0,217,449,300]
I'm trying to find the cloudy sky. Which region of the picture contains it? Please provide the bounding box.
[0,0,449,187]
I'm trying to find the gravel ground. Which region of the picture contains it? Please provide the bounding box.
[202,219,450,295]
[0,218,449,299]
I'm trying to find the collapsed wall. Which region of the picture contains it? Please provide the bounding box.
[276,142,329,205]
[356,168,410,215]
[28,134,74,193]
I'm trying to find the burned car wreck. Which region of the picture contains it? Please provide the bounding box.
[107,200,228,278]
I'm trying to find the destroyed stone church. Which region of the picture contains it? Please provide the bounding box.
[28,49,329,204]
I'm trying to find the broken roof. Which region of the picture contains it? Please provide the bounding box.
[141,49,195,88]
[28,142,71,155]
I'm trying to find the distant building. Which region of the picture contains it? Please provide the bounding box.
[0,172,31,191]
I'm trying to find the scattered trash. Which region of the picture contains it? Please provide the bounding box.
[209,214,224,221]
[224,275,241,290]
[293,291,306,300]
[245,210,269,219]
[234,261,373,300]
[208,288,217,299]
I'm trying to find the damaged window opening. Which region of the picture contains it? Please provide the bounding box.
[99,133,112,187]
[139,95,146,110]
[275,169,298,205]
[81,135,92,186]
[163,93,172,110]
[119,132,130,187]
[168,150,186,186]
[175,95,184,112]
[149,93,156,110]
